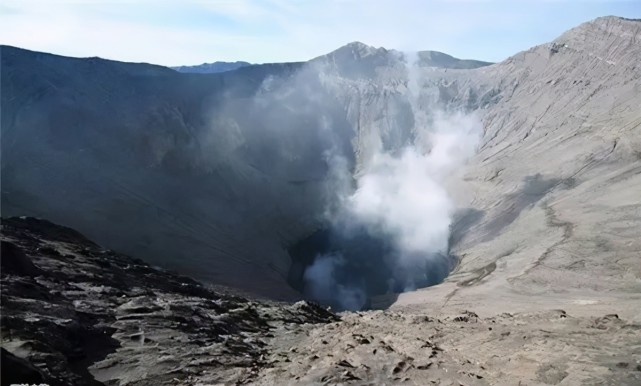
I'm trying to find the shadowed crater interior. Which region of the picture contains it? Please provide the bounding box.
[287,225,456,311]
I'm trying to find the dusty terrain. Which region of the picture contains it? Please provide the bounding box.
[260,310,641,385]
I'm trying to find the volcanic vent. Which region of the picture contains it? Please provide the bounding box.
[287,226,456,311]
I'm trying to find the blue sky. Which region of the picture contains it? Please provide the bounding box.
[1,0,640,66]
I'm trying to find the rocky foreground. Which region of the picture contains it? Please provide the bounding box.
[2,217,641,385]
[0,217,336,385]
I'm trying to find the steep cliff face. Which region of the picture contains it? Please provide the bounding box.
[2,17,640,312]
[1,47,316,299]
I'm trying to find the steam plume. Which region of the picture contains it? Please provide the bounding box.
[303,55,482,309]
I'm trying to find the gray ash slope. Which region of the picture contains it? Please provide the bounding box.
[2,15,641,314]
[1,45,310,299]
[393,15,641,321]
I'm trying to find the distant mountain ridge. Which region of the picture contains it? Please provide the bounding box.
[319,41,493,70]
[171,45,492,74]
[172,61,251,73]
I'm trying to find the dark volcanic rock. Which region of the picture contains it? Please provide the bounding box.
[0,217,337,385]
[1,347,52,385]
[1,240,42,276]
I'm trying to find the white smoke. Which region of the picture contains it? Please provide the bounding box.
[348,112,481,258]
[298,53,482,309]
[303,252,367,310]
[306,111,481,306]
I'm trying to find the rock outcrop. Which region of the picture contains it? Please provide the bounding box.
[1,217,337,385]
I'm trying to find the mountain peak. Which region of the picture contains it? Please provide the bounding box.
[329,41,387,59]
[551,15,641,64]
[594,15,641,23]
[343,41,375,50]
[556,15,641,40]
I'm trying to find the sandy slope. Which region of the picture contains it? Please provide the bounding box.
[258,309,641,385]
[392,16,641,325]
